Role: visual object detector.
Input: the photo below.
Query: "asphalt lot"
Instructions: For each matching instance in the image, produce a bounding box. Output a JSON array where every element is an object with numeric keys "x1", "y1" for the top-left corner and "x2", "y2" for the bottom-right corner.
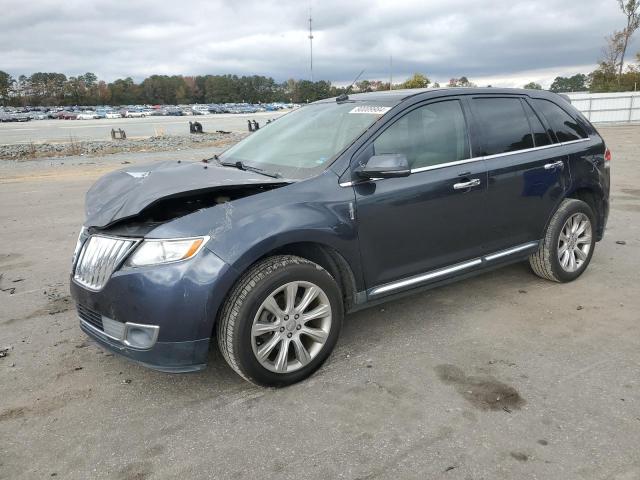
[
  {"x1": 1, "y1": 125, "x2": 639, "y2": 479},
  {"x1": 0, "y1": 111, "x2": 283, "y2": 145}
]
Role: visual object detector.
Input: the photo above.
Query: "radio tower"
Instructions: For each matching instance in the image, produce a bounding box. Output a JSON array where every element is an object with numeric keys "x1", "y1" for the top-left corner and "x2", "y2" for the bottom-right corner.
[{"x1": 308, "y1": 11, "x2": 314, "y2": 82}]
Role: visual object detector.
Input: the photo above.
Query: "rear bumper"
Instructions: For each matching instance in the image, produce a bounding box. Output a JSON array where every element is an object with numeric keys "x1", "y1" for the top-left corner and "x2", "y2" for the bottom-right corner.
[{"x1": 80, "y1": 319, "x2": 209, "y2": 372}]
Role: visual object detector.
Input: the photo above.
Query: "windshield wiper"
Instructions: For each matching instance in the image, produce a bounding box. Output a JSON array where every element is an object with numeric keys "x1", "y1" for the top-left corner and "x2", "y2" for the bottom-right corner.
[{"x1": 216, "y1": 159, "x2": 282, "y2": 179}]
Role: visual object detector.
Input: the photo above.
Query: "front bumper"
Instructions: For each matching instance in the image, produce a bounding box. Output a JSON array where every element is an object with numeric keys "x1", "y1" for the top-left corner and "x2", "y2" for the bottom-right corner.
[
  {"x1": 70, "y1": 246, "x2": 237, "y2": 372},
  {"x1": 80, "y1": 319, "x2": 209, "y2": 372}
]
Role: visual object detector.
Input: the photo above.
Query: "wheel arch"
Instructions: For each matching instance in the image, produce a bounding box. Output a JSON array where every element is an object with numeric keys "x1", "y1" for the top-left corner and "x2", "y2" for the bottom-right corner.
[
  {"x1": 566, "y1": 185, "x2": 605, "y2": 240},
  {"x1": 211, "y1": 240, "x2": 361, "y2": 338},
  {"x1": 541, "y1": 185, "x2": 605, "y2": 243},
  {"x1": 264, "y1": 242, "x2": 359, "y2": 312}
]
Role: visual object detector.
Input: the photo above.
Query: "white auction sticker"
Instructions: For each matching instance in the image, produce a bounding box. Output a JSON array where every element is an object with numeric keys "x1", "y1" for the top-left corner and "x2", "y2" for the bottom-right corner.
[{"x1": 349, "y1": 105, "x2": 392, "y2": 115}]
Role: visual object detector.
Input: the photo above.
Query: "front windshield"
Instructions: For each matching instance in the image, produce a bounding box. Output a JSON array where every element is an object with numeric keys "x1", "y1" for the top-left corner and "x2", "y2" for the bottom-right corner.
[{"x1": 221, "y1": 101, "x2": 393, "y2": 179}]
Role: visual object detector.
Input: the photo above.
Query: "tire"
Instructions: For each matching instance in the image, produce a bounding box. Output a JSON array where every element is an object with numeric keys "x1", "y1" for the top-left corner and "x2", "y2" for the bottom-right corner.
[
  {"x1": 217, "y1": 255, "x2": 343, "y2": 387},
  {"x1": 529, "y1": 198, "x2": 596, "y2": 282}
]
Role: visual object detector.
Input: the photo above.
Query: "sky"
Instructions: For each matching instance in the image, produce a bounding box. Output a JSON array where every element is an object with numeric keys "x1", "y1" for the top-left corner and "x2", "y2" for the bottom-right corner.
[{"x1": 1, "y1": 0, "x2": 639, "y2": 88}]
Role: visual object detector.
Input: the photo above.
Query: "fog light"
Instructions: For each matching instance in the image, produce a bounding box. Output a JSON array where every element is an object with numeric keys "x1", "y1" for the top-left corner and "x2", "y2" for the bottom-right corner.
[{"x1": 123, "y1": 322, "x2": 159, "y2": 350}]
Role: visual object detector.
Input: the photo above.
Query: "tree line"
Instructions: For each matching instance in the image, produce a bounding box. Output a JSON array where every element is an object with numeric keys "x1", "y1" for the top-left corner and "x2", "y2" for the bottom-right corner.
[
  {"x1": 0, "y1": 73, "x2": 351, "y2": 107},
  {"x1": 0, "y1": 70, "x2": 475, "y2": 107}
]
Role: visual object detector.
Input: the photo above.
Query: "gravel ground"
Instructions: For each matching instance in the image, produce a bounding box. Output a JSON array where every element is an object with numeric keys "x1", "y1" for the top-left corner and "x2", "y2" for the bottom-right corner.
[
  {"x1": 0, "y1": 125, "x2": 639, "y2": 479},
  {"x1": 0, "y1": 132, "x2": 247, "y2": 160}
]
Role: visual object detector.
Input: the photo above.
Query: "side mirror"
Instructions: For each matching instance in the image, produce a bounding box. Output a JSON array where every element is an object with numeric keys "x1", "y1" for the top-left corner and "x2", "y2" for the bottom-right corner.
[{"x1": 355, "y1": 154, "x2": 411, "y2": 179}]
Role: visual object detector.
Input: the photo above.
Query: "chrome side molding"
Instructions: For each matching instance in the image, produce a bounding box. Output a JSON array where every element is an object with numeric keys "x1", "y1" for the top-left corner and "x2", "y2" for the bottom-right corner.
[
  {"x1": 483, "y1": 241, "x2": 540, "y2": 261},
  {"x1": 369, "y1": 240, "x2": 540, "y2": 297},
  {"x1": 340, "y1": 137, "x2": 591, "y2": 187},
  {"x1": 370, "y1": 258, "x2": 483, "y2": 296}
]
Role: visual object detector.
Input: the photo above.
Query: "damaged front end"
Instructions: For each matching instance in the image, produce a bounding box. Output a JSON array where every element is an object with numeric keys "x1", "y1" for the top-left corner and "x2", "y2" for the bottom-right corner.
[
  {"x1": 70, "y1": 159, "x2": 290, "y2": 372},
  {"x1": 96, "y1": 182, "x2": 286, "y2": 238},
  {"x1": 84, "y1": 159, "x2": 290, "y2": 232}
]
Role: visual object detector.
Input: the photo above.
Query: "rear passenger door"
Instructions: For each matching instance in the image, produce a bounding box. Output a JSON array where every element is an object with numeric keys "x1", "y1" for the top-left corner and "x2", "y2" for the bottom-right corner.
[{"x1": 469, "y1": 96, "x2": 571, "y2": 252}]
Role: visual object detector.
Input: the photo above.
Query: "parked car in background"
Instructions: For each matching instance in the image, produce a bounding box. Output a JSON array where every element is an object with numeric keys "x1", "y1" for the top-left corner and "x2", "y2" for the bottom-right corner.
[
  {"x1": 123, "y1": 110, "x2": 147, "y2": 118},
  {"x1": 192, "y1": 105, "x2": 210, "y2": 115},
  {"x1": 54, "y1": 111, "x2": 79, "y2": 120},
  {"x1": 105, "y1": 112, "x2": 122, "y2": 119},
  {"x1": 77, "y1": 111, "x2": 100, "y2": 120},
  {"x1": 164, "y1": 108, "x2": 183, "y2": 116},
  {"x1": 33, "y1": 112, "x2": 49, "y2": 120},
  {"x1": 13, "y1": 113, "x2": 32, "y2": 122}
]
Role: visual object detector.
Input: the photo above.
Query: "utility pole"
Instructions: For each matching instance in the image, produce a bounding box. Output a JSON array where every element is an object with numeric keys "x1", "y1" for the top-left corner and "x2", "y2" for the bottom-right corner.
[
  {"x1": 308, "y1": 11, "x2": 314, "y2": 82},
  {"x1": 389, "y1": 56, "x2": 393, "y2": 90}
]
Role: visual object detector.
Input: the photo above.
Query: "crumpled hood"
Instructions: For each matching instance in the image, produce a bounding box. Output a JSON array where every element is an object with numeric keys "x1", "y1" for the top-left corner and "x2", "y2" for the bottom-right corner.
[{"x1": 85, "y1": 160, "x2": 285, "y2": 228}]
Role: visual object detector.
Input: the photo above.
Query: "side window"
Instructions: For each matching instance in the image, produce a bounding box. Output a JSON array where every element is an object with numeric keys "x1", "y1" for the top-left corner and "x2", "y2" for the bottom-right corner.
[
  {"x1": 522, "y1": 101, "x2": 552, "y2": 147},
  {"x1": 472, "y1": 97, "x2": 534, "y2": 156},
  {"x1": 532, "y1": 99, "x2": 588, "y2": 142},
  {"x1": 373, "y1": 100, "x2": 469, "y2": 169}
]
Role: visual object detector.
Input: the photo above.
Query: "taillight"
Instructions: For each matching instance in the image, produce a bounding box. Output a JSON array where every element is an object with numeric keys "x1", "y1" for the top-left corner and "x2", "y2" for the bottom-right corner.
[{"x1": 604, "y1": 148, "x2": 611, "y2": 163}]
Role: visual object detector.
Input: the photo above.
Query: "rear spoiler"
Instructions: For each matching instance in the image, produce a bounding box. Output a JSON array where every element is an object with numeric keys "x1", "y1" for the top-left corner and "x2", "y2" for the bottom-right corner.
[{"x1": 559, "y1": 94, "x2": 572, "y2": 104}]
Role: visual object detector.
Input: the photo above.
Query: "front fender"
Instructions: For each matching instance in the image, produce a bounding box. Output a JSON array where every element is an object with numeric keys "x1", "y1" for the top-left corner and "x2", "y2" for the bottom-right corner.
[{"x1": 148, "y1": 170, "x2": 364, "y2": 290}]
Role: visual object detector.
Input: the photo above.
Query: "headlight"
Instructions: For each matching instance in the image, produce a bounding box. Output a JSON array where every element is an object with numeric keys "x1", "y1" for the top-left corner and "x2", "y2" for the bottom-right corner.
[
  {"x1": 126, "y1": 236, "x2": 209, "y2": 267},
  {"x1": 72, "y1": 226, "x2": 88, "y2": 267}
]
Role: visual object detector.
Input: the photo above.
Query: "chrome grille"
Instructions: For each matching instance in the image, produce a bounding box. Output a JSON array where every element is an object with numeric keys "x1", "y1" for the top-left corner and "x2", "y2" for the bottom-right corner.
[{"x1": 73, "y1": 235, "x2": 138, "y2": 290}]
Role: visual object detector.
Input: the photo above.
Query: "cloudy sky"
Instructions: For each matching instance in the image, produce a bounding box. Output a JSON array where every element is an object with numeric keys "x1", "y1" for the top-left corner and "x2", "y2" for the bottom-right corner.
[{"x1": 1, "y1": 0, "x2": 638, "y2": 88}]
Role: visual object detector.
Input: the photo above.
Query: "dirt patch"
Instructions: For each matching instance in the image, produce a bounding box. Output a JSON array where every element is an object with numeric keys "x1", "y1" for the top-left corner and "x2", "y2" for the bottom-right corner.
[
  {"x1": 0, "y1": 406, "x2": 26, "y2": 422},
  {"x1": 435, "y1": 364, "x2": 526, "y2": 411},
  {"x1": 2, "y1": 290, "x2": 72, "y2": 325},
  {"x1": 116, "y1": 461, "x2": 154, "y2": 480},
  {"x1": 0, "y1": 389, "x2": 93, "y2": 423},
  {"x1": 42, "y1": 293, "x2": 73, "y2": 315},
  {"x1": 510, "y1": 451, "x2": 529, "y2": 462}
]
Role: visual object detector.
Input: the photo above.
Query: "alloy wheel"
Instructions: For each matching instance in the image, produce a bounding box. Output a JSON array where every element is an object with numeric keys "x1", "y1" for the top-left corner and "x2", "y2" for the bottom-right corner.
[
  {"x1": 557, "y1": 212, "x2": 592, "y2": 273},
  {"x1": 251, "y1": 281, "x2": 332, "y2": 373}
]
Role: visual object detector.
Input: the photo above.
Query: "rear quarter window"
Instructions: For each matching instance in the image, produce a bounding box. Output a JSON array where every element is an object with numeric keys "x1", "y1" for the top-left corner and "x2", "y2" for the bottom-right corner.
[
  {"x1": 531, "y1": 99, "x2": 588, "y2": 142},
  {"x1": 522, "y1": 101, "x2": 552, "y2": 147}
]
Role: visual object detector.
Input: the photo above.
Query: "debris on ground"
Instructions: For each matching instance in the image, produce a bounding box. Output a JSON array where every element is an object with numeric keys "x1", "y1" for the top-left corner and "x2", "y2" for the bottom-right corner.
[
  {"x1": 0, "y1": 132, "x2": 247, "y2": 161},
  {"x1": 0, "y1": 347, "x2": 11, "y2": 359},
  {"x1": 616, "y1": 240, "x2": 627, "y2": 245}
]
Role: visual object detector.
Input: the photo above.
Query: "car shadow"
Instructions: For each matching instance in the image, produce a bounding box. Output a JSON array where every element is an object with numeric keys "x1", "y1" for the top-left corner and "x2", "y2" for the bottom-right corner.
[{"x1": 185, "y1": 260, "x2": 539, "y2": 392}]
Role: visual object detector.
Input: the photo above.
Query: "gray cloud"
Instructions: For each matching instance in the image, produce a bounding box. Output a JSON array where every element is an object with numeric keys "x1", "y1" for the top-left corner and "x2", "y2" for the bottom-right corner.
[{"x1": 1, "y1": 0, "x2": 639, "y2": 87}]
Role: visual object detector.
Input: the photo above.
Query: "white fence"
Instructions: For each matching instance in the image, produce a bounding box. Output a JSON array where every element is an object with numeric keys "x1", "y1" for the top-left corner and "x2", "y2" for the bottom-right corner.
[{"x1": 566, "y1": 91, "x2": 640, "y2": 124}]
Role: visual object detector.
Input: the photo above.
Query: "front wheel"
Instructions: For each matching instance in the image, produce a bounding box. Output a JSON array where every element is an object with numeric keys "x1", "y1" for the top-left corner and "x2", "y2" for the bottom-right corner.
[
  {"x1": 529, "y1": 198, "x2": 596, "y2": 282},
  {"x1": 217, "y1": 255, "x2": 343, "y2": 387}
]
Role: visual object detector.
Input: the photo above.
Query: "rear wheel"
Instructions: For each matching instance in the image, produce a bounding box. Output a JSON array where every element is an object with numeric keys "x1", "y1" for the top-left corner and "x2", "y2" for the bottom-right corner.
[
  {"x1": 529, "y1": 199, "x2": 596, "y2": 282},
  {"x1": 217, "y1": 255, "x2": 343, "y2": 387}
]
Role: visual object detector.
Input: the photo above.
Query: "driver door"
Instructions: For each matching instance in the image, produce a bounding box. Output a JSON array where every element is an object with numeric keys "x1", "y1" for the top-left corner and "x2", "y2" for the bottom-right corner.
[{"x1": 351, "y1": 98, "x2": 489, "y2": 293}]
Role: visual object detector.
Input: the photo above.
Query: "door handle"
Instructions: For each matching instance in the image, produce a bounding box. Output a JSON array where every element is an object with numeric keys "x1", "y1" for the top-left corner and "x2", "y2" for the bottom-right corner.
[
  {"x1": 544, "y1": 160, "x2": 564, "y2": 170},
  {"x1": 453, "y1": 178, "x2": 481, "y2": 190}
]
